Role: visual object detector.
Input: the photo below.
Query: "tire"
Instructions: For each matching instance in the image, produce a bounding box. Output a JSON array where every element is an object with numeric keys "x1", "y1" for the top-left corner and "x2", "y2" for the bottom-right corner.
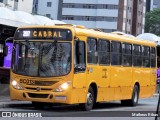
[
  {"x1": 79, "y1": 86, "x2": 94, "y2": 111},
  {"x1": 121, "y1": 85, "x2": 139, "y2": 106},
  {"x1": 32, "y1": 101, "x2": 45, "y2": 109}
]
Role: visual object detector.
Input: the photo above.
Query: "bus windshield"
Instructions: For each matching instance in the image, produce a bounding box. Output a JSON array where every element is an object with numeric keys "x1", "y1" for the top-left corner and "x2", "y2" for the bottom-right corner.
[{"x1": 11, "y1": 41, "x2": 71, "y2": 77}]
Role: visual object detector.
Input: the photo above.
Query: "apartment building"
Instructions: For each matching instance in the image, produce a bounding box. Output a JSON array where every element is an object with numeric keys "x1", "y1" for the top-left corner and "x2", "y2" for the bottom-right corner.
[{"x1": 61, "y1": 0, "x2": 146, "y2": 36}]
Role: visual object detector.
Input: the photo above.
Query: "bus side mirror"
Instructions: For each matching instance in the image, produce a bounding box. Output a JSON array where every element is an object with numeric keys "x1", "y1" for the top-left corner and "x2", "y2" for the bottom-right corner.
[{"x1": 4, "y1": 46, "x2": 8, "y2": 57}]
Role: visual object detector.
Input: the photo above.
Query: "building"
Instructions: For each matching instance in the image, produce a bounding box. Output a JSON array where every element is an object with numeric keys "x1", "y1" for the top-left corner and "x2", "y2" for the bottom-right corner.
[
  {"x1": 0, "y1": 0, "x2": 146, "y2": 35},
  {"x1": 32, "y1": 0, "x2": 146, "y2": 35},
  {"x1": 151, "y1": 0, "x2": 160, "y2": 10},
  {"x1": 61, "y1": 0, "x2": 146, "y2": 36},
  {"x1": 146, "y1": 0, "x2": 160, "y2": 12},
  {"x1": 32, "y1": 0, "x2": 62, "y2": 20},
  {"x1": 0, "y1": 0, "x2": 33, "y2": 13}
]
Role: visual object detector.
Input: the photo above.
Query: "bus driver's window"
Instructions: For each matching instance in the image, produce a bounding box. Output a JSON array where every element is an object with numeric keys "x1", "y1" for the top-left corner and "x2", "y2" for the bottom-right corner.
[{"x1": 74, "y1": 40, "x2": 86, "y2": 72}]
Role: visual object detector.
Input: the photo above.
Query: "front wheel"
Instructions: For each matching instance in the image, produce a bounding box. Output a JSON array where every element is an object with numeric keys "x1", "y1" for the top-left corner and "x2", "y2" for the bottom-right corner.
[
  {"x1": 79, "y1": 87, "x2": 94, "y2": 111},
  {"x1": 121, "y1": 85, "x2": 139, "y2": 106}
]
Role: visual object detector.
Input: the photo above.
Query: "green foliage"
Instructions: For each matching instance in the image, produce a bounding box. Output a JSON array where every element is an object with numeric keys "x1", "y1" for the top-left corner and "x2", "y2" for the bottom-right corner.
[{"x1": 145, "y1": 8, "x2": 160, "y2": 36}]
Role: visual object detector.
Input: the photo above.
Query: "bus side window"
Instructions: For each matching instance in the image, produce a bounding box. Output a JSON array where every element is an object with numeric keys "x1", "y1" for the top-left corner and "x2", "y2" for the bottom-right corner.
[
  {"x1": 111, "y1": 41, "x2": 122, "y2": 65},
  {"x1": 74, "y1": 40, "x2": 86, "y2": 73},
  {"x1": 151, "y1": 47, "x2": 156, "y2": 68},
  {"x1": 142, "y1": 46, "x2": 150, "y2": 67},
  {"x1": 87, "y1": 38, "x2": 98, "y2": 64},
  {"x1": 122, "y1": 43, "x2": 132, "y2": 66},
  {"x1": 133, "y1": 44, "x2": 142, "y2": 67},
  {"x1": 98, "y1": 39, "x2": 110, "y2": 65}
]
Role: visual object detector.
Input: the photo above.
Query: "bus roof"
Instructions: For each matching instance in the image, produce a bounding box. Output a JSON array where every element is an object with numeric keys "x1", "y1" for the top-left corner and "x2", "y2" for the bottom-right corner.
[
  {"x1": 17, "y1": 25, "x2": 156, "y2": 47},
  {"x1": 74, "y1": 27, "x2": 156, "y2": 47}
]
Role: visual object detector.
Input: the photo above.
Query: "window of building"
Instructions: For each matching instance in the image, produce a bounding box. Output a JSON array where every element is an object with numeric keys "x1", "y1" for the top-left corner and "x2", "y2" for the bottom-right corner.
[
  {"x1": 139, "y1": 0, "x2": 142, "y2": 4},
  {"x1": 46, "y1": 14, "x2": 51, "y2": 18},
  {"x1": 87, "y1": 38, "x2": 98, "y2": 64},
  {"x1": 111, "y1": 41, "x2": 122, "y2": 65},
  {"x1": 63, "y1": 16, "x2": 74, "y2": 20},
  {"x1": 102, "y1": 29, "x2": 117, "y2": 32},
  {"x1": 47, "y1": 2, "x2": 52, "y2": 7},
  {"x1": 98, "y1": 39, "x2": 110, "y2": 65}
]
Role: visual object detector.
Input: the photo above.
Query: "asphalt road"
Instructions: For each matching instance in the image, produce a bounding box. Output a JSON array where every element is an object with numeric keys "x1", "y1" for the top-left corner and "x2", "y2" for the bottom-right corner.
[{"x1": 0, "y1": 96, "x2": 159, "y2": 120}]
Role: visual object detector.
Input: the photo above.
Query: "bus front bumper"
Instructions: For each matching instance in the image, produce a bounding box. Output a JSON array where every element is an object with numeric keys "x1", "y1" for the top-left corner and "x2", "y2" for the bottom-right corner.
[{"x1": 10, "y1": 86, "x2": 72, "y2": 104}]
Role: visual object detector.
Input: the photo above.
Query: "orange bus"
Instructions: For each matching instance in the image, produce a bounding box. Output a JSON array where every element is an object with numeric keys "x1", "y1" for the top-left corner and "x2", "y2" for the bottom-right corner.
[{"x1": 10, "y1": 25, "x2": 157, "y2": 110}]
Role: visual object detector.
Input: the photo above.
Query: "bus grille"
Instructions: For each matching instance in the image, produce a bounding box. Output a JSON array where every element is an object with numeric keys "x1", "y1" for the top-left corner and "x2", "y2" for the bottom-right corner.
[
  {"x1": 33, "y1": 81, "x2": 57, "y2": 86},
  {"x1": 28, "y1": 93, "x2": 49, "y2": 98},
  {"x1": 25, "y1": 87, "x2": 52, "y2": 91}
]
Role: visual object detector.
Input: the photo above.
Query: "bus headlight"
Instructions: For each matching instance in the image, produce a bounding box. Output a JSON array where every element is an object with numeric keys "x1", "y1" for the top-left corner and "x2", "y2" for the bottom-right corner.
[
  {"x1": 11, "y1": 80, "x2": 23, "y2": 90},
  {"x1": 54, "y1": 81, "x2": 71, "y2": 92}
]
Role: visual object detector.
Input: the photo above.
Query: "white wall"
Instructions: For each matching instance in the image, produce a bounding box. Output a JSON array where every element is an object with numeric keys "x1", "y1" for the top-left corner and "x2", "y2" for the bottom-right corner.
[
  {"x1": 63, "y1": 0, "x2": 97, "y2": 4},
  {"x1": 97, "y1": 0, "x2": 119, "y2": 5},
  {"x1": 96, "y1": 21, "x2": 117, "y2": 29},
  {"x1": 63, "y1": 0, "x2": 119, "y2": 5},
  {"x1": 37, "y1": 0, "x2": 59, "y2": 20},
  {"x1": 18, "y1": 0, "x2": 33, "y2": 13},
  {"x1": 63, "y1": 8, "x2": 97, "y2": 16},
  {"x1": 63, "y1": 20, "x2": 96, "y2": 28},
  {"x1": 97, "y1": 9, "x2": 118, "y2": 17}
]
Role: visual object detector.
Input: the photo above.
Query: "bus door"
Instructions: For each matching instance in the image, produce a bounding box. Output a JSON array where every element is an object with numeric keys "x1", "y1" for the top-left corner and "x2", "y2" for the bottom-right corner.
[
  {"x1": 86, "y1": 38, "x2": 111, "y2": 101},
  {"x1": 73, "y1": 39, "x2": 87, "y2": 102}
]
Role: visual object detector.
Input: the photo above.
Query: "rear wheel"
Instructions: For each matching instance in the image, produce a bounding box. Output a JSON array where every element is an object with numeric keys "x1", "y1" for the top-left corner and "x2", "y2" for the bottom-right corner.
[
  {"x1": 79, "y1": 87, "x2": 94, "y2": 111},
  {"x1": 121, "y1": 85, "x2": 139, "y2": 106}
]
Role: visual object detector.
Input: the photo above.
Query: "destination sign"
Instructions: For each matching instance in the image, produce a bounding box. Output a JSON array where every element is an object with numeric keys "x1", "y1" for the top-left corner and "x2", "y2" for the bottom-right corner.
[{"x1": 14, "y1": 28, "x2": 72, "y2": 40}]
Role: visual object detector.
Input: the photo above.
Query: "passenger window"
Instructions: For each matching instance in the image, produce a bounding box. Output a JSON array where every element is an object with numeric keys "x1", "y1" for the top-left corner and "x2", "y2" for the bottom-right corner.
[
  {"x1": 133, "y1": 45, "x2": 142, "y2": 67},
  {"x1": 87, "y1": 38, "x2": 98, "y2": 64},
  {"x1": 151, "y1": 47, "x2": 156, "y2": 68},
  {"x1": 111, "y1": 41, "x2": 122, "y2": 65},
  {"x1": 122, "y1": 43, "x2": 132, "y2": 66},
  {"x1": 98, "y1": 39, "x2": 110, "y2": 65},
  {"x1": 142, "y1": 46, "x2": 150, "y2": 67}
]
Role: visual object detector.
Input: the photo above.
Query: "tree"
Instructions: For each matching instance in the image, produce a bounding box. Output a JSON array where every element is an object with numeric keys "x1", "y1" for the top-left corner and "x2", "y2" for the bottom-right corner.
[{"x1": 145, "y1": 8, "x2": 160, "y2": 36}]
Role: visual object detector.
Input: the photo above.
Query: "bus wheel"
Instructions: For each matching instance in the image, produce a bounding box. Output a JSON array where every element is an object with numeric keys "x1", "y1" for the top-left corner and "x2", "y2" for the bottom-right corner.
[
  {"x1": 79, "y1": 87, "x2": 94, "y2": 111},
  {"x1": 32, "y1": 101, "x2": 45, "y2": 109},
  {"x1": 121, "y1": 85, "x2": 139, "y2": 106}
]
